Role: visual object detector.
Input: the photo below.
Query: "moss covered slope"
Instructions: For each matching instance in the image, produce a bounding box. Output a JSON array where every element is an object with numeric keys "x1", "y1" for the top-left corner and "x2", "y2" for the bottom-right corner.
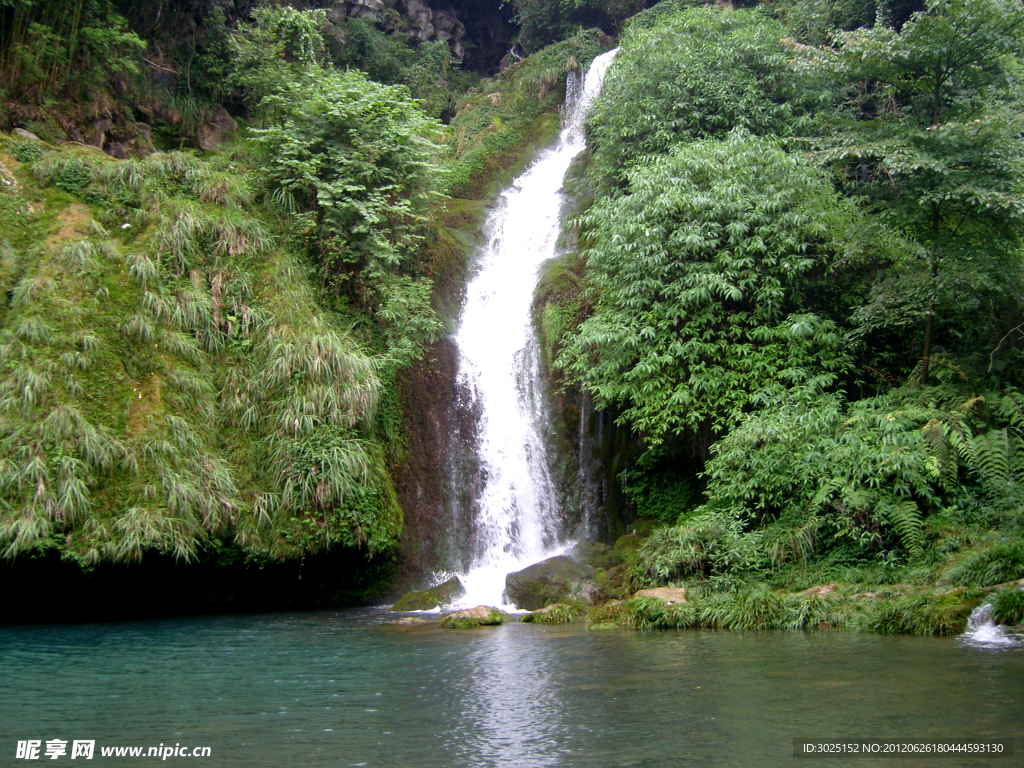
[{"x1": 0, "y1": 138, "x2": 400, "y2": 568}]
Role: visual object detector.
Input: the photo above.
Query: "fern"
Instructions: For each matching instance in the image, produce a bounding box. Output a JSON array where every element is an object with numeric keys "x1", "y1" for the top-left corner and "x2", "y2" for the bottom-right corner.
[{"x1": 876, "y1": 498, "x2": 924, "y2": 559}]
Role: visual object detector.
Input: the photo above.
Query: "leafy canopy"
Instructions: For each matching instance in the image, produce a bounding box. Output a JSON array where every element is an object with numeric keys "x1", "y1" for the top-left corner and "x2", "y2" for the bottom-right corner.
[
  {"x1": 559, "y1": 131, "x2": 856, "y2": 448},
  {"x1": 587, "y1": 7, "x2": 813, "y2": 186}
]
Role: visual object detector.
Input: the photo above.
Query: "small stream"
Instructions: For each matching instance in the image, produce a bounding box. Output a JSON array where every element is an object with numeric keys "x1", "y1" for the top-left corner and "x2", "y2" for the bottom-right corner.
[{"x1": 2, "y1": 611, "x2": 1022, "y2": 767}]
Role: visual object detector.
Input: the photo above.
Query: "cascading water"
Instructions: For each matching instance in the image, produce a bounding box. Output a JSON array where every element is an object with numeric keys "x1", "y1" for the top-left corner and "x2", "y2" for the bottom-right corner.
[
  {"x1": 448, "y1": 48, "x2": 619, "y2": 609},
  {"x1": 960, "y1": 588, "x2": 1023, "y2": 647}
]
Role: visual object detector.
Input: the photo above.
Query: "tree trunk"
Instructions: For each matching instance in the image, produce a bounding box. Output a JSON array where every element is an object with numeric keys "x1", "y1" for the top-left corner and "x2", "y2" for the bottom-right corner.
[{"x1": 920, "y1": 309, "x2": 933, "y2": 386}]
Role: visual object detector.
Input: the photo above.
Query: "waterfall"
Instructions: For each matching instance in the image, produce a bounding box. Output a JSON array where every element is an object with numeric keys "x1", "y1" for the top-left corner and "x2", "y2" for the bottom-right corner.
[
  {"x1": 448, "y1": 48, "x2": 619, "y2": 609},
  {"x1": 960, "y1": 595, "x2": 1022, "y2": 647}
]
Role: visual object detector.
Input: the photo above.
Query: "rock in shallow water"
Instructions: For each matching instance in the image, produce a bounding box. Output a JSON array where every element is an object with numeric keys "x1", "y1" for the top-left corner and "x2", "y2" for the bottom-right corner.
[
  {"x1": 391, "y1": 576, "x2": 466, "y2": 611},
  {"x1": 440, "y1": 605, "x2": 503, "y2": 629},
  {"x1": 505, "y1": 555, "x2": 594, "y2": 610}
]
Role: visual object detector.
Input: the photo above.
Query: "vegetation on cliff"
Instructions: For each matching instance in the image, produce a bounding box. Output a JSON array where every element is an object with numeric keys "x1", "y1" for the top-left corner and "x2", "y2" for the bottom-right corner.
[
  {"x1": 0, "y1": 0, "x2": 607, "y2": 609},
  {"x1": 536, "y1": 0, "x2": 1024, "y2": 627},
  {"x1": 2, "y1": 0, "x2": 1022, "y2": 631}
]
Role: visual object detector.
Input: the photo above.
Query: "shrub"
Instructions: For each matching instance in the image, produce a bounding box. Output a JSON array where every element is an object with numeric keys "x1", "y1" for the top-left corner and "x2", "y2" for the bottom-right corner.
[
  {"x1": 11, "y1": 141, "x2": 42, "y2": 163},
  {"x1": 522, "y1": 602, "x2": 586, "y2": 623},
  {"x1": 940, "y1": 541, "x2": 1024, "y2": 587},
  {"x1": 991, "y1": 589, "x2": 1024, "y2": 626},
  {"x1": 559, "y1": 132, "x2": 856, "y2": 451},
  {"x1": 253, "y1": 68, "x2": 442, "y2": 286},
  {"x1": 622, "y1": 596, "x2": 697, "y2": 629},
  {"x1": 632, "y1": 512, "x2": 753, "y2": 586},
  {"x1": 587, "y1": 7, "x2": 813, "y2": 185},
  {"x1": 852, "y1": 592, "x2": 977, "y2": 635}
]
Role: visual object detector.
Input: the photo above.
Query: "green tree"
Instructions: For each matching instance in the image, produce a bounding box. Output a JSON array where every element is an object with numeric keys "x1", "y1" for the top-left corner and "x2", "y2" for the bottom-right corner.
[
  {"x1": 792, "y1": 0, "x2": 1024, "y2": 383},
  {"x1": 559, "y1": 131, "x2": 857, "y2": 452},
  {"x1": 0, "y1": 0, "x2": 145, "y2": 102},
  {"x1": 254, "y1": 68, "x2": 442, "y2": 290},
  {"x1": 227, "y1": 5, "x2": 326, "y2": 125},
  {"x1": 588, "y1": 7, "x2": 813, "y2": 187}
]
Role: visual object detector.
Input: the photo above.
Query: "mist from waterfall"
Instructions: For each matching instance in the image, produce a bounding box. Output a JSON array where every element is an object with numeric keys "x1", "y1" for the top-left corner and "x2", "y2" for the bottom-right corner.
[{"x1": 447, "y1": 48, "x2": 619, "y2": 609}]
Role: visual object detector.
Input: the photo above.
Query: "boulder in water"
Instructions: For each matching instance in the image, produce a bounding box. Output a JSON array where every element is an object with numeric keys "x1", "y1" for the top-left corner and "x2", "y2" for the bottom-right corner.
[
  {"x1": 505, "y1": 555, "x2": 594, "y2": 610},
  {"x1": 633, "y1": 587, "x2": 688, "y2": 604},
  {"x1": 520, "y1": 602, "x2": 584, "y2": 623},
  {"x1": 440, "y1": 605, "x2": 503, "y2": 629},
  {"x1": 390, "y1": 576, "x2": 465, "y2": 611}
]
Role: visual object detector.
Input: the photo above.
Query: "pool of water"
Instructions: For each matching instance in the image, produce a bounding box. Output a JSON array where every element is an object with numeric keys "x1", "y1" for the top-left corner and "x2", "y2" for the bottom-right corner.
[{"x1": 2, "y1": 609, "x2": 1022, "y2": 767}]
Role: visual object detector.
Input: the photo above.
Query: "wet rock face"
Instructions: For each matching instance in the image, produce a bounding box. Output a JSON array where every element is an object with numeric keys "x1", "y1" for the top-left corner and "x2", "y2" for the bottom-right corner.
[
  {"x1": 505, "y1": 555, "x2": 594, "y2": 610},
  {"x1": 198, "y1": 107, "x2": 238, "y2": 151},
  {"x1": 569, "y1": 540, "x2": 620, "y2": 570},
  {"x1": 324, "y1": 0, "x2": 467, "y2": 62},
  {"x1": 391, "y1": 576, "x2": 466, "y2": 611},
  {"x1": 402, "y1": 0, "x2": 467, "y2": 62}
]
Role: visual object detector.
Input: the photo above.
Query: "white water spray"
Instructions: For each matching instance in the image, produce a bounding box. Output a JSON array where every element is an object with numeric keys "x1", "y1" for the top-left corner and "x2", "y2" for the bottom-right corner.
[
  {"x1": 449, "y1": 48, "x2": 619, "y2": 609},
  {"x1": 960, "y1": 586, "x2": 1024, "y2": 648}
]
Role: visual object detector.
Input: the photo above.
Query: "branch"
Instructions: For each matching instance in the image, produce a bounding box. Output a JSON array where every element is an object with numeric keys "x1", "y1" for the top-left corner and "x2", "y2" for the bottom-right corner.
[
  {"x1": 143, "y1": 57, "x2": 177, "y2": 74},
  {"x1": 988, "y1": 320, "x2": 1024, "y2": 372}
]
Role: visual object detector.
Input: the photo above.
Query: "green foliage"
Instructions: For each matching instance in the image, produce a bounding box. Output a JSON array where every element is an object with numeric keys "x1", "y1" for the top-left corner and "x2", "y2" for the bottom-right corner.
[
  {"x1": 374, "y1": 273, "x2": 442, "y2": 367},
  {"x1": 592, "y1": 584, "x2": 979, "y2": 634},
  {"x1": 331, "y1": 21, "x2": 467, "y2": 120},
  {"x1": 227, "y1": 5, "x2": 327, "y2": 125},
  {"x1": 790, "y1": 0, "x2": 1024, "y2": 386},
  {"x1": 621, "y1": 463, "x2": 695, "y2": 524},
  {"x1": 699, "y1": 385, "x2": 940, "y2": 558},
  {"x1": 588, "y1": 8, "x2": 812, "y2": 186},
  {"x1": 622, "y1": 595, "x2": 697, "y2": 629},
  {"x1": 253, "y1": 68, "x2": 441, "y2": 282},
  {"x1": 775, "y1": 0, "x2": 879, "y2": 46},
  {"x1": 522, "y1": 602, "x2": 586, "y2": 623},
  {"x1": 794, "y1": 0, "x2": 1024, "y2": 126},
  {"x1": 514, "y1": 0, "x2": 647, "y2": 50},
  {"x1": 550, "y1": 0, "x2": 1024, "y2": 620},
  {"x1": 443, "y1": 30, "x2": 607, "y2": 198},
  {"x1": 559, "y1": 132, "x2": 855, "y2": 449},
  {"x1": 0, "y1": 144, "x2": 402, "y2": 565},
  {"x1": 990, "y1": 588, "x2": 1024, "y2": 625},
  {"x1": 11, "y1": 141, "x2": 42, "y2": 163},
  {"x1": 851, "y1": 591, "x2": 977, "y2": 634},
  {"x1": 0, "y1": 0, "x2": 145, "y2": 102},
  {"x1": 632, "y1": 512, "x2": 754, "y2": 586},
  {"x1": 940, "y1": 540, "x2": 1024, "y2": 587}
]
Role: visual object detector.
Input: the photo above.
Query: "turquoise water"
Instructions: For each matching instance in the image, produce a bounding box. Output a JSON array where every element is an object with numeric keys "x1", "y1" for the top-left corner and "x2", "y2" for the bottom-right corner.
[{"x1": 2, "y1": 609, "x2": 1022, "y2": 767}]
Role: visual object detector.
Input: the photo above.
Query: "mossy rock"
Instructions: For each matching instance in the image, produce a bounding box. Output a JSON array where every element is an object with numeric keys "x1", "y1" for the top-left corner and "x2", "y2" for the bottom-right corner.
[
  {"x1": 613, "y1": 534, "x2": 644, "y2": 556},
  {"x1": 391, "y1": 576, "x2": 466, "y2": 611},
  {"x1": 505, "y1": 555, "x2": 595, "y2": 610},
  {"x1": 569, "y1": 540, "x2": 621, "y2": 569},
  {"x1": 586, "y1": 600, "x2": 628, "y2": 630},
  {"x1": 521, "y1": 602, "x2": 584, "y2": 624},
  {"x1": 440, "y1": 605, "x2": 504, "y2": 629}
]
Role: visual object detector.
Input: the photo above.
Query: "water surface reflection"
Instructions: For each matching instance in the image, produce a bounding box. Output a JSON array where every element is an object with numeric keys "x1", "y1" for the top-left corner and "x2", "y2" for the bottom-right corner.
[{"x1": 1, "y1": 610, "x2": 1022, "y2": 767}]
